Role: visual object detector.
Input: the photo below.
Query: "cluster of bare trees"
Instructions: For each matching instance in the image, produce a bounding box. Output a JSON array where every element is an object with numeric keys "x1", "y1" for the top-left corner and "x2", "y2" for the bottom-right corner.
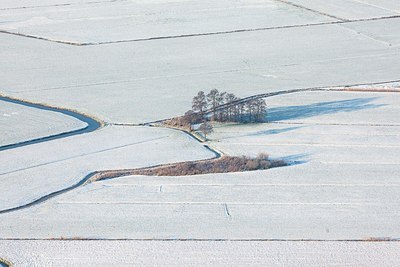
[
  {"x1": 192, "y1": 89, "x2": 267, "y2": 123},
  {"x1": 165, "y1": 89, "x2": 267, "y2": 140}
]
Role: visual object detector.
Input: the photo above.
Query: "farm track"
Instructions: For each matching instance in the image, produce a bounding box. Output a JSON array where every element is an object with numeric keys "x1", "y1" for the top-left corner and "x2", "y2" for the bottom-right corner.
[{"x1": 0, "y1": 82, "x2": 399, "y2": 215}]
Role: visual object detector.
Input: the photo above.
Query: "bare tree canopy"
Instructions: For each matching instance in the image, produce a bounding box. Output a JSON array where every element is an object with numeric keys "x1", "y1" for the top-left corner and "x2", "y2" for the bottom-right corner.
[
  {"x1": 170, "y1": 89, "x2": 268, "y2": 133},
  {"x1": 192, "y1": 91, "x2": 207, "y2": 114},
  {"x1": 198, "y1": 122, "x2": 213, "y2": 139},
  {"x1": 207, "y1": 88, "x2": 220, "y2": 120},
  {"x1": 203, "y1": 89, "x2": 267, "y2": 123}
]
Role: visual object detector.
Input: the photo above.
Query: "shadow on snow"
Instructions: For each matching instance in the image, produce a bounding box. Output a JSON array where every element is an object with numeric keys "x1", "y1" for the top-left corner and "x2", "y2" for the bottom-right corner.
[
  {"x1": 267, "y1": 97, "x2": 385, "y2": 122},
  {"x1": 277, "y1": 153, "x2": 310, "y2": 166}
]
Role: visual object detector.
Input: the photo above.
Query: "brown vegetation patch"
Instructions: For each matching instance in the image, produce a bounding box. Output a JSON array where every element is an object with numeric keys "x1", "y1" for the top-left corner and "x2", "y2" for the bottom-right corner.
[
  {"x1": 129, "y1": 153, "x2": 285, "y2": 177},
  {"x1": 86, "y1": 154, "x2": 286, "y2": 184},
  {"x1": 163, "y1": 117, "x2": 192, "y2": 132}
]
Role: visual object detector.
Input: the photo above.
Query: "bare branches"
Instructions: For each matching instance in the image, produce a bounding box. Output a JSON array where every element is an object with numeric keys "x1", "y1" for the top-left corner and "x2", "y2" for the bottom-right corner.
[
  {"x1": 166, "y1": 89, "x2": 268, "y2": 135},
  {"x1": 207, "y1": 89, "x2": 220, "y2": 120},
  {"x1": 193, "y1": 88, "x2": 267, "y2": 123},
  {"x1": 192, "y1": 91, "x2": 207, "y2": 115},
  {"x1": 198, "y1": 122, "x2": 213, "y2": 139}
]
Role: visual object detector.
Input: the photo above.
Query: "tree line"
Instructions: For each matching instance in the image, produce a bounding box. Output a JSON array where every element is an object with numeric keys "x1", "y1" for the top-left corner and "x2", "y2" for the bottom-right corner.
[
  {"x1": 166, "y1": 89, "x2": 267, "y2": 139},
  {"x1": 192, "y1": 89, "x2": 267, "y2": 123}
]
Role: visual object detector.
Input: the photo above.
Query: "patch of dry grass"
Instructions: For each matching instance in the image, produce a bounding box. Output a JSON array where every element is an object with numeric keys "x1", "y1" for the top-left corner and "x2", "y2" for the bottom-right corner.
[{"x1": 130, "y1": 153, "x2": 285, "y2": 176}]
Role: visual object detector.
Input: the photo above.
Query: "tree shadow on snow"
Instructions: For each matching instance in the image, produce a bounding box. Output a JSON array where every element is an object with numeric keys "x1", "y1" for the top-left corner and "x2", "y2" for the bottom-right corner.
[
  {"x1": 277, "y1": 153, "x2": 310, "y2": 166},
  {"x1": 267, "y1": 97, "x2": 385, "y2": 122},
  {"x1": 249, "y1": 126, "x2": 305, "y2": 136},
  {"x1": 220, "y1": 125, "x2": 305, "y2": 140}
]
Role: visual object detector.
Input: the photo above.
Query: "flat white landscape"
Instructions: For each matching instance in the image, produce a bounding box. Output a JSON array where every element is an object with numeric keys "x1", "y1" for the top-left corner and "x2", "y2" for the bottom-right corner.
[
  {"x1": 1, "y1": 0, "x2": 400, "y2": 265},
  {"x1": 0, "y1": 0, "x2": 334, "y2": 44},
  {"x1": 0, "y1": 22, "x2": 399, "y2": 123},
  {"x1": 287, "y1": 0, "x2": 400, "y2": 20},
  {"x1": 0, "y1": 125, "x2": 213, "y2": 211},
  {"x1": 1, "y1": 91, "x2": 399, "y2": 241},
  {"x1": 1, "y1": 240, "x2": 400, "y2": 266},
  {"x1": 0, "y1": 99, "x2": 87, "y2": 147}
]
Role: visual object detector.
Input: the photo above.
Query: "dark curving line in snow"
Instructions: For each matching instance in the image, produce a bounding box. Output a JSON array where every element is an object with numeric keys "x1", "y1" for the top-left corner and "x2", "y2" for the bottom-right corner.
[
  {"x1": 0, "y1": 136, "x2": 170, "y2": 176},
  {"x1": 0, "y1": 172, "x2": 98, "y2": 215},
  {"x1": 0, "y1": 96, "x2": 103, "y2": 152},
  {"x1": 144, "y1": 79, "x2": 400, "y2": 125},
  {"x1": 0, "y1": 97, "x2": 222, "y2": 215},
  {"x1": 206, "y1": 81, "x2": 400, "y2": 115},
  {"x1": 0, "y1": 259, "x2": 10, "y2": 267},
  {"x1": 0, "y1": 80, "x2": 399, "y2": 214},
  {"x1": 0, "y1": 141, "x2": 221, "y2": 215},
  {"x1": 274, "y1": 0, "x2": 347, "y2": 21},
  {"x1": 0, "y1": 15, "x2": 399, "y2": 46}
]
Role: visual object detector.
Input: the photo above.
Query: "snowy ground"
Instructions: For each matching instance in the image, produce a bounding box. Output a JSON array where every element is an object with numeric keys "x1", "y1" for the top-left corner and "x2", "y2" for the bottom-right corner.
[
  {"x1": 285, "y1": 0, "x2": 400, "y2": 20},
  {"x1": 1, "y1": 7, "x2": 399, "y2": 123},
  {"x1": 0, "y1": 125, "x2": 213, "y2": 211},
  {"x1": 0, "y1": 99, "x2": 87, "y2": 147},
  {"x1": 211, "y1": 91, "x2": 400, "y2": 159},
  {"x1": 0, "y1": 0, "x2": 334, "y2": 44},
  {"x1": 1, "y1": 0, "x2": 400, "y2": 265},
  {"x1": 2, "y1": 163, "x2": 400, "y2": 240},
  {"x1": 1, "y1": 240, "x2": 400, "y2": 267},
  {"x1": 1, "y1": 91, "x2": 399, "y2": 241}
]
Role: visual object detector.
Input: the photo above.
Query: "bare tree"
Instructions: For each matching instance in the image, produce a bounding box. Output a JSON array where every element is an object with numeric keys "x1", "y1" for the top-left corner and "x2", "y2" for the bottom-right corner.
[
  {"x1": 216, "y1": 91, "x2": 227, "y2": 121},
  {"x1": 198, "y1": 122, "x2": 213, "y2": 140},
  {"x1": 245, "y1": 100, "x2": 257, "y2": 122},
  {"x1": 224, "y1": 93, "x2": 236, "y2": 121},
  {"x1": 207, "y1": 88, "x2": 220, "y2": 120},
  {"x1": 254, "y1": 99, "x2": 267, "y2": 122},
  {"x1": 182, "y1": 110, "x2": 201, "y2": 130},
  {"x1": 190, "y1": 90, "x2": 267, "y2": 124},
  {"x1": 237, "y1": 101, "x2": 246, "y2": 122},
  {"x1": 192, "y1": 91, "x2": 207, "y2": 116}
]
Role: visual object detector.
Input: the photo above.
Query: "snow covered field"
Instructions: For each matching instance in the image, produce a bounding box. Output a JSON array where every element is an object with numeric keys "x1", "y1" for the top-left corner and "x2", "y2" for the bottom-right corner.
[
  {"x1": 211, "y1": 91, "x2": 400, "y2": 159},
  {"x1": 1, "y1": 0, "x2": 400, "y2": 265},
  {"x1": 1, "y1": 240, "x2": 400, "y2": 266},
  {"x1": 1, "y1": 91, "x2": 399, "y2": 241},
  {"x1": 286, "y1": 0, "x2": 400, "y2": 20},
  {"x1": 0, "y1": 0, "x2": 334, "y2": 44},
  {"x1": 0, "y1": 125, "x2": 213, "y2": 211},
  {"x1": 2, "y1": 163, "x2": 400, "y2": 240},
  {"x1": 0, "y1": 11, "x2": 399, "y2": 123},
  {"x1": 0, "y1": 98, "x2": 87, "y2": 147}
]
